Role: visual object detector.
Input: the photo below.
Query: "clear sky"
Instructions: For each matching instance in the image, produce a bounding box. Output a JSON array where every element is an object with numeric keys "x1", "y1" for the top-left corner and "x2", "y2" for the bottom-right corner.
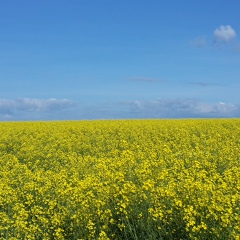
[{"x1": 1, "y1": 0, "x2": 240, "y2": 120}]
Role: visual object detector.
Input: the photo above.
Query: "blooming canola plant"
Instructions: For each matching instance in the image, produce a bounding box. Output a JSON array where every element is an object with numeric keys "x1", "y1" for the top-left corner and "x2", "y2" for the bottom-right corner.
[{"x1": 0, "y1": 119, "x2": 239, "y2": 239}]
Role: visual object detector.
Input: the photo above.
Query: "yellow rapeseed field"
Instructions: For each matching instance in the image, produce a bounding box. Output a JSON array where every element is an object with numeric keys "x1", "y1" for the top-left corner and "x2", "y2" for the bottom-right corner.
[{"x1": 0, "y1": 119, "x2": 239, "y2": 240}]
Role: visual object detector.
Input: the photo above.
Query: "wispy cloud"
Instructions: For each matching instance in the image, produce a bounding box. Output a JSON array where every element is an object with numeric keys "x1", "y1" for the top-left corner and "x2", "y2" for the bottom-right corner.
[
  {"x1": 187, "y1": 81, "x2": 220, "y2": 87},
  {"x1": 214, "y1": 25, "x2": 236, "y2": 42},
  {"x1": 190, "y1": 37, "x2": 207, "y2": 48},
  {"x1": 129, "y1": 77, "x2": 165, "y2": 83},
  {"x1": 233, "y1": 43, "x2": 240, "y2": 51}
]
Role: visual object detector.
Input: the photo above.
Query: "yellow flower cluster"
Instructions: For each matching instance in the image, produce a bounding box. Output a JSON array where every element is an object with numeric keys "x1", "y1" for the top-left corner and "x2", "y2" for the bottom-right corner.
[{"x1": 0, "y1": 119, "x2": 239, "y2": 239}]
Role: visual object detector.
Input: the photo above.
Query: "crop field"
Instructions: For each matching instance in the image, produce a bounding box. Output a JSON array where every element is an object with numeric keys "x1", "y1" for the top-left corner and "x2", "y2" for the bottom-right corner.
[{"x1": 0, "y1": 119, "x2": 239, "y2": 240}]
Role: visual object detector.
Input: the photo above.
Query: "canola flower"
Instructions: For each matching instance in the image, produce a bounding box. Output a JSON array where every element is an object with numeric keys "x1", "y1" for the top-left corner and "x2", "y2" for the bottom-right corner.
[{"x1": 0, "y1": 119, "x2": 239, "y2": 239}]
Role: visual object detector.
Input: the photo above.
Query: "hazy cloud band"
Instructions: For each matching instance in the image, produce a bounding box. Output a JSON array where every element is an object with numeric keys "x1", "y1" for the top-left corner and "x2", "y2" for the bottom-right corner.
[{"x1": 1, "y1": 98, "x2": 239, "y2": 121}]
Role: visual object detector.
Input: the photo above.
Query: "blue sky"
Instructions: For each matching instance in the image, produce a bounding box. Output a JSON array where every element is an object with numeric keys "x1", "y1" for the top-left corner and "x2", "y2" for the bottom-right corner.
[{"x1": 1, "y1": 0, "x2": 240, "y2": 120}]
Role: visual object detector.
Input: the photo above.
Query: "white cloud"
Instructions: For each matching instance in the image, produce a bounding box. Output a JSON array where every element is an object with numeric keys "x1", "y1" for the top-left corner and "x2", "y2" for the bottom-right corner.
[
  {"x1": 194, "y1": 101, "x2": 237, "y2": 115},
  {"x1": 124, "y1": 99, "x2": 240, "y2": 118},
  {"x1": 214, "y1": 25, "x2": 236, "y2": 42},
  {"x1": 1, "y1": 98, "x2": 239, "y2": 120},
  {"x1": 0, "y1": 98, "x2": 75, "y2": 120},
  {"x1": 16, "y1": 98, "x2": 74, "y2": 112}
]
